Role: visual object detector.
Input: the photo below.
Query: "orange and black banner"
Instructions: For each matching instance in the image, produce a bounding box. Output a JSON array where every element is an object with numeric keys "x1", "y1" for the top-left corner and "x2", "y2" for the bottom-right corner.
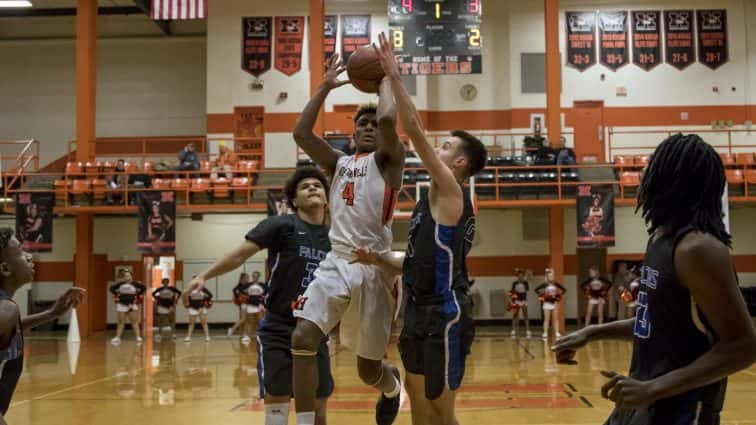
[
  {"x1": 631, "y1": 10, "x2": 662, "y2": 71},
  {"x1": 599, "y1": 11, "x2": 628, "y2": 71},
  {"x1": 138, "y1": 191, "x2": 176, "y2": 254},
  {"x1": 566, "y1": 11, "x2": 597, "y2": 72},
  {"x1": 274, "y1": 16, "x2": 305, "y2": 76},
  {"x1": 242, "y1": 17, "x2": 272, "y2": 77},
  {"x1": 340, "y1": 15, "x2": 371, "y2": 63},
  {"x1": 324, "y1": 15, "x2": 338, "y2": 61},
  {"x1": 697, "y1": 10, "x2": 728, "y2": 70},
  {"x1": 576, "y1": 185, "x2": 615, "y2": 248},
  {"x1": 16, "y1": 192, "x2": 54, "y2": 252},
  {"x1": 664, "y1": 10, "x2": 695, "y2": 70}
]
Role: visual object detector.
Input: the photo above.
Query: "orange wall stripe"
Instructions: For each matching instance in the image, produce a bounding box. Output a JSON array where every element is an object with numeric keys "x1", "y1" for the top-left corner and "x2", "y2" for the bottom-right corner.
[{"x1": 207, "y1": 113, "x2": 234, "y2": 134}]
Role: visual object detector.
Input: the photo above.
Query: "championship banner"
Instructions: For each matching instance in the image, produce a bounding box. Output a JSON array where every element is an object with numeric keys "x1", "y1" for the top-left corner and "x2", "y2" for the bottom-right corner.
[
  {"x1": 664, "y1": 10, "x2": 695, "y2": 70},
  {"x1": 598, "y1": 11, "x2": 628, "y2": 71},
  {"x1": 137, "y1": 191, "x2": 176, "y2": 254},
  {"x1": 274, "y1": 16, "x2": 305, "y2": 76},
  {"x1": 324, "y1": 15, "x2": 338, "y2": 62},
  {"x1": 340, "y1": 15, "x2": 371, "y2": 63},
  {"x1": 631, "y1": 10, "x2": 662, "y2": 71},
  {"x1": 697, "y1": 10, "x2": 728, "y2": 70},
  {"x1": 16, "y1": 192, "x2": 54, "y2": 252},
  {"x1": 566, "y1": 11, "x2": 597, "y2": 71},
  {"x1": 242, "y1": 17, "x2": 273, "y2": 77},
  {"x1": 576, "y1": 185, "x2": 615, "y2": 248}
]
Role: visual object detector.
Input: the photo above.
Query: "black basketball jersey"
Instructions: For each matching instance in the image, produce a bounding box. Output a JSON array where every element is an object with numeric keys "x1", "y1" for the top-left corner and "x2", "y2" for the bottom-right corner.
[
  {"x1": 629, "y1": 226, "x2": 725, "y2": 414},
  {"x1": 0, "y1": 288, "x2": 23, "y2": 415},
  {"x1": 245, "y1": 214, "x2": 330, "y2": 325},
  {"x1": 402, "y1": 188, "x2": 475, "y2": 302}
]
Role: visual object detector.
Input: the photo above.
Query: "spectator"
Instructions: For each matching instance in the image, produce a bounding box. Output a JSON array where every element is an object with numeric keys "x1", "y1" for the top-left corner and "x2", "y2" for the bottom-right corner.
[
  {"x1": 106, "y1": 159, "x2": 127, "y2": 204},
  {"x1": 211, "y1": 143, "x2": 236, "y2": 180},
  {"x1": 555, "y1": 136, "x2": 577, "y2": 165},
  {"x1": 177, "y1": 142, "x2": 200, "y2": 172}
]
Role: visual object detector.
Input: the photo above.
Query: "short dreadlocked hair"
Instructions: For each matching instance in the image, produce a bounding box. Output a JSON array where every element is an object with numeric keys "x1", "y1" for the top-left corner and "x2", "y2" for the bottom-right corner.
[
  {"x1": 284, "y1": 166, "x2": 329, "y2": 211},
  {"x1": 637, "y1": 133, "x2": 731, "y2": 246},
  {"x1": 0, "y1": 228, "x2": 13, "y2": 254}
]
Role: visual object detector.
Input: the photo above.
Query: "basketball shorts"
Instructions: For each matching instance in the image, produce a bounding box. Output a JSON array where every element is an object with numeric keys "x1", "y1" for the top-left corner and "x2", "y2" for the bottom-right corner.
[
  {"x1": 293, "y1": 252, "x2": 396, "y2": 361},
  {"x1": 399, "y1": 291, "x2": 475, "y2": 400},
  {"x1": 116, "y1": 303, "x2": 138, "y2": 313},
  {"x1": 256, "y1": 318, "x2": 333, "y2": 399},
  {"x1": 188, "y1": 307, "x2": 208, "y2": 316}
]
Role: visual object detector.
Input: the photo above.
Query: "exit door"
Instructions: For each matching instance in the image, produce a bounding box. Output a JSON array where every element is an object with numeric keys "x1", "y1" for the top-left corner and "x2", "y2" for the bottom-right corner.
[{"x1": 572, "y1": 101, "x2": 605, "y2": 162}]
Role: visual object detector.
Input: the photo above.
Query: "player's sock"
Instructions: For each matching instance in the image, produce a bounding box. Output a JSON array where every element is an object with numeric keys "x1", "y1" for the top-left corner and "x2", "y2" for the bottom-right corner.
[
  {"x1": 383, "y1": 374, "x2": 400, "y2": 398},
  {"x1": 296, "y1": 411, "x2": 316, "y2": 425},
  {"x1": 264, "y1": 403, "x2": 290, "y2": 425}
]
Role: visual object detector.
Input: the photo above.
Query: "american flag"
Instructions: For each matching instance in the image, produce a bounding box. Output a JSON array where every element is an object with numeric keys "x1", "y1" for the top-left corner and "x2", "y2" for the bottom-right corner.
[{"x1": 151, "y1": 0, "x2": 207, "y2": 20}]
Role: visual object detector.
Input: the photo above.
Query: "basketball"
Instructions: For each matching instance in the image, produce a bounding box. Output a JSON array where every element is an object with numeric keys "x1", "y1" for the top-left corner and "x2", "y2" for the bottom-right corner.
[{"x1": 346, "y1": 46, "x2": 385, "y2": 93}]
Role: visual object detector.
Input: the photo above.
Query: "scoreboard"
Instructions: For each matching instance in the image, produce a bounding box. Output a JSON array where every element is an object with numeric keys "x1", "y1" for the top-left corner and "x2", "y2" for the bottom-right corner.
[{"x1": 388, "y1": 0, "x2": 482, "y2": 75}]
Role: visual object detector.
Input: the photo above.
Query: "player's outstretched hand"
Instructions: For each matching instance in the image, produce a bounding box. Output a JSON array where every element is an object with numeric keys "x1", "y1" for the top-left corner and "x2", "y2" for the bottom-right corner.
[
  {"x1": 187, "y1": 274, "x2": 206, "y2": 293},
  {"x1": 51, "y1": 287, "x2": 86, "y2": 317},
  {"x1": 350, "y1": 247, "x2": 380, "y2": 266},
  {"x1": 373, "y1": 32, "x2": 400, "y2": 80},
  {"x1": 600, "y1": 370, "x2": 658, "y2": 408},
  {"x1": 322, "y1": 53, "x2": 350, "y2": 90},
  {"x1": 551, "y1": 328, "x2": 591, "y2": 364}
]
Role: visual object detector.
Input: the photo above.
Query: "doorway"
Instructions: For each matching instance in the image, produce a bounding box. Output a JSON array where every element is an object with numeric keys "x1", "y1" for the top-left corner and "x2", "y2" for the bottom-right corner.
[{"x1": 572, "y1": 101, "x2": 605, "y2": 162}]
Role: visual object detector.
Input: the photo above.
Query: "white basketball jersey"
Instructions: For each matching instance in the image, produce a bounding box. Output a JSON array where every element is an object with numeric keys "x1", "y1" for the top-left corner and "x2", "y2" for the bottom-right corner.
[{"x1": 329, "y1": 153, "x2": 396, "y2": 256}]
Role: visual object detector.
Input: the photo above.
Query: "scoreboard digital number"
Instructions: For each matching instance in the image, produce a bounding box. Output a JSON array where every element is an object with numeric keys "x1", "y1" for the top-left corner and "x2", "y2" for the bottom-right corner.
[{"x1": 388, "y1": 0, "x2": 482, "y2": 75}]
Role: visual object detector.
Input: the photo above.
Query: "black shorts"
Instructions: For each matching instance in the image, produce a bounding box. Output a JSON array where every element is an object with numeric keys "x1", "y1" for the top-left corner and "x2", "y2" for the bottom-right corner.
[
  {"x1": 256, "y1": 318, "x2": 333, "y2": 399},
  {"x1": 398, "y1": 292, "x2": 475, "y2": 400}
]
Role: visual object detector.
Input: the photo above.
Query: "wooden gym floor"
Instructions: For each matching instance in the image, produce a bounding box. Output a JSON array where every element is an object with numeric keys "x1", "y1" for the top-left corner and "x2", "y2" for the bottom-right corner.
[{"x1": 6, "y1": 328, "x2": 756, "y2": 424}]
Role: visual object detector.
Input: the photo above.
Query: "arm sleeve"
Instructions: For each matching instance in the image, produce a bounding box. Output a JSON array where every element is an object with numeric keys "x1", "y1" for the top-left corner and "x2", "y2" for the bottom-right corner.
[
  {"x1": 135, "y1": 282, "x2": 147, "y2": 295},
  {"x1": 534, "y1": 283, "x2": 546, "y2": 294},
  {"x1": 556, "y1": 283, "x2": 567, "y2": 293},
  {"x1": 109, "y1": 282, "x2": 120, "y2": 295},
  {"x1": 245, "y1": 216, "x2": 285, "y2": 251},
  {"x1": 171, "y1": 287, "x2": 182, "y2": 296},
  {"x1": 510, "y1": 282, "x2": 517, "y2": 292},
  {"x1": 232, "y1": 284, "x2": 242, "y2": 297},
  {"x1": 152, "y1": 288, "x2": 161, "y2": 299},
  {"x1": 203, "y1": 288, "x2": 213, "y2": 300}
]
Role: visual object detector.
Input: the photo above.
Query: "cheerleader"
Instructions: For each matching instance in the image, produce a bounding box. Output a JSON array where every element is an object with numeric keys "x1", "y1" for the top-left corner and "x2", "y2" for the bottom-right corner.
[
  {"x1": 242, "y1": 277, "x2": 266, "y2": 345},
  {"x1": 183, "y1": 282, "x2": 213, "y2": 342},
  {"x1": 619, "y1": 268, "x2": 641, "y2": 319},
  {"x1": 152, "y1": 278, "x2": 182, "y2": 341},
  {"x1": 581, "y1": 266, "x2": 612, "y2": 326},
  {"x1": 534, "y1": 268, "x2": 567, "y2": 339},
  {"x1": 508, "y1": 269, "x2": 531, "y2": 338},
  {"x1": 227, "y1": 272, "x2": 251, "y2": 339},
  {"x1": 109, "y1": 270, "x2": 146, "y2": 344}
]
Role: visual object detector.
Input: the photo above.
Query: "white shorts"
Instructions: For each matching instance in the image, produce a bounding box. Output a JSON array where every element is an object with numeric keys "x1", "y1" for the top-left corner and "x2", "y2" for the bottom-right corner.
[
  {"x1": 514, "y1": 300, "x2": 527, "y2": 307},
  {"x1": 542, "y1": 302, "x2": 556, "y2": 311},
  {"x1": 188, "y1": 307, "x2": 208, "y2": 316},
  {"x1": 156, "y1": 306, "x2": 172, "y2": 315},
  {"x1": 246, "y1": 305, "x2": 262, "y2": 314},
  {"x1": 293, "y1": 252, "x2": 396, "y2": 361},
  {"x1": 589, "y1": 298, "x2": 606, "y2": 306},
  {"x1": 117, "y1": 303, "x2": 138, "y2": 313}
]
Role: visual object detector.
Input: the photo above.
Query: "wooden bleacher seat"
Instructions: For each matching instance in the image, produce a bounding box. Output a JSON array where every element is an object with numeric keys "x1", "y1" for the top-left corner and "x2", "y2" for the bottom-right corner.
[
  {"x1": 152, "y1": 178, "x2": 171, "y2": 190},
  {"x1": 736, "y1": 153, "x2": 754, "y2": 167},
  {"x1": 91, "y1": 178, "x2": 107, "y2": 201},
  {"x1": 54, "y1": 179, "x2": 71, "y2": 201},
  {"x1": 191, "y1": 178, "x2": 210, "y2": 192},
  {"x1": 726, "y1": 169, "x2": 744, "y2": 185},
  {"x1": 635, "y1": 155, "x2": 650, "y2": 167},
  {"x1": 620, "y1": 172, "x2": 640, "y2": 196},
  {"x1": 720, "y1": 153, "x2": 736, "y2": 167},
  {"x1": 747, "y1": 169, "x2": 756, "y2": 185},
  {"x1": 613, "y1": 155, "x2": 633, "y2": 167},
  {"x1": 212, "y1": 177, "x2": 230, "y2": 200},
  {"x1": 65, "y1": 161, "x2": 83, "y2": 176},
  {"x1": 171, "y1": 178, "x2": 189, "y2": 190}
]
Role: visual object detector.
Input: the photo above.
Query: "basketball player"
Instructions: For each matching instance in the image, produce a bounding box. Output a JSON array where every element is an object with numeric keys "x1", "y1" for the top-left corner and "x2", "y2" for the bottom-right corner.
[
  {"x1": 152, "y1": 277, "x2": 181, "y2": 341},
  {"x1": 0, "y1": 228, "x2": 84, "y2": 422},
  {"x1": 365, "y1": 33, "x2": 487, "y2": 425},
  {"x1": 110, "y1": 270, "x2": 146, "y2": 344},
  {"x1": 182, "y1": 282, "x2": 212, "y2": 342},
  {"x1": 554, "y1": 134, "x2": 756, "y2": 424},
  {"x1": 289, "y1": 52, "x2": 406, "y2": 425},
  {"x1": 188, "y1": 167, "x2": 333, "y2": 425},
  {"x1": 509, "y1": 269, "x2": 532, "y2": 338},
  {"x1": 228, "y1": 272, "x2": 251, "y2": 339},
  {"x1": 534, "y1": 268, "x2": 567, "y2": 339},
  {"x1": 581, "y1": 266, "x2": 612, "y2": 326}
]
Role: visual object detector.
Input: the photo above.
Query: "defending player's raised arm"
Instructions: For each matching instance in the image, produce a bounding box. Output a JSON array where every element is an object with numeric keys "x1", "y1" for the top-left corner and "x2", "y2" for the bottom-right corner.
[
  {"x1": 293, "y1": 54, "x2": 349, "y2": 176},
  {"x1": 190, "y1": 240, "x2": 260, "y2": 290},
  {"x1": 374, "y1": 77, "x2": 405, "y2": 190},
  {"x1": 374, "y1": 33, "x2": 462, "y2": 223}
]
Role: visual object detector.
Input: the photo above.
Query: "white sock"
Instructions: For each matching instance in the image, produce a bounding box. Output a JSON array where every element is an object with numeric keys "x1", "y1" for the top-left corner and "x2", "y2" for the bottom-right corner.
[
  {"x1": 265, "y1": 403, "x2": 290, "y2": 425},
  {"x1": 296, "y1": 411, "x2": 316, "y2": 425},
  {"x1": 383, "y1": 375, "x2": 400, "y2": 398}
]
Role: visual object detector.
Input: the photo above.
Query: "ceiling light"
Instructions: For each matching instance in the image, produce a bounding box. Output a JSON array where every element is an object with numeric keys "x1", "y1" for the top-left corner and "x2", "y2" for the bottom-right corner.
[{"x1": 0, "y1": 1, "x2": 33, "y2": 8}]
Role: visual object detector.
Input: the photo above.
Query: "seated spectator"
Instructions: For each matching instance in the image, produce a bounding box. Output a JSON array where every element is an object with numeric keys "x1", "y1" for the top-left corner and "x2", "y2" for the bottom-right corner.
[
  {"x1": 106, "y1": 159, "x2": 127, "y2": 204},
  {"x1": 177, "y1": 143, "x2": 200, "y2": 172},
  {"x1": 555, "y1": 136, "x2": 576, "y2": 165},
  {"x1": 211, "y1": 143, "x2": 236, "y2": 180}
]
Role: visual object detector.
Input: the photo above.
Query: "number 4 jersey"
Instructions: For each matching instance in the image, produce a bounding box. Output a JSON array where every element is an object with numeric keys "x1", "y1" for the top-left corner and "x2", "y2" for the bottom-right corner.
[
  {"x1": 329, "y1": 152, "x2": 397, "y2": 257},
  {"x1": 245, "y1": 214, "x2": 330, "y2": 325}
]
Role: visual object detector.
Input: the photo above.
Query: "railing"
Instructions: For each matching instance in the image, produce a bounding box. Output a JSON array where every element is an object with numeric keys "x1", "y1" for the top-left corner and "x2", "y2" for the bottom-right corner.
[
  {"x1": 0, "y1": 139, "x2": 40, "y2": 172},
  {"x1": 607, "y1": 128, "x2": 756, "y2": 159},
  {"x1": 68, "y1": 136, "x2": 208, "y2": 164},
  {"x1": 4, "y1": 160, "x2": 754, "y2": 214}
]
